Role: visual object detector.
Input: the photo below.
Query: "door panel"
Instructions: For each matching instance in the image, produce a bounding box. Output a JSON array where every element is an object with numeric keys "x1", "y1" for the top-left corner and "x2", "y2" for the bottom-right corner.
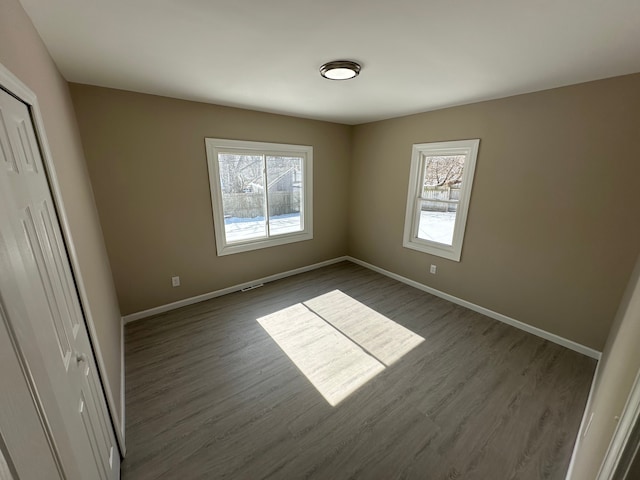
[
  {"x1": 84, "y1": 362, "x2": 117, "y2": 474},
  {"x1": 15, "y1": 117, "x2": 38, "y2": 173},
  {"x1": 0, "y1": 305, "x2": 64, "y2": 480},
  {"x1": 0, "y1": 88, "x2": 119, "y2": 479},
  {"x1": 79, "y1": 389, "x2": 108, "y2": 480},
  {"x1": 21, "y1": 202, "x2": 74, "y2": 368},
  {"x1": 40, "y1": 197, "x2": 84, "y2": 336}
]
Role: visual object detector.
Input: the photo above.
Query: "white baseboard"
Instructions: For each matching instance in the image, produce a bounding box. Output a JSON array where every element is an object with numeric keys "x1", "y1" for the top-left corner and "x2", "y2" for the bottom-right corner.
[
  {"x1": 565, "y1": 359, "x2": 602, "y2": 479},
  {"x1": 121, "y1": 254, "x2": 601, "y2": 360},
  {"x1": 346, "y1": 256, "x2": 601, "y2": 360},
  {"x1": 122, "y1": 256, "x2": 349, "y2": 324}
]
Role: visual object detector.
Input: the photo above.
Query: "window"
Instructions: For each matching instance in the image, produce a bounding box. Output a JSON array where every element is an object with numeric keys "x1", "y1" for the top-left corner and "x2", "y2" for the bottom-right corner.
[
  {"x1": 205, "y1": 138, "x2": 313, "y2": 256},
  {"x1": 403, "y1": 139, "x2": 479, "y2": 261}
]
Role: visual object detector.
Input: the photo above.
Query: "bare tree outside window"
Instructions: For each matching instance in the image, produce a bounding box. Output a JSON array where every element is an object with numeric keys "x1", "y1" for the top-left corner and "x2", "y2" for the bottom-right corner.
[
  {"x1": 423, "y1": 155, "x2": 465, "y2": 187},
  {"x1": 218, "y1": 154, "x2": 263, "y2": 193}
]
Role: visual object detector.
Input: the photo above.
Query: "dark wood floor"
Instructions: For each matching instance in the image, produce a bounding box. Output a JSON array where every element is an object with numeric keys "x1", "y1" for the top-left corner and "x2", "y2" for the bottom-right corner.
[{"x1": 122, "y1": 261, "x2": 596, "y2": 480}]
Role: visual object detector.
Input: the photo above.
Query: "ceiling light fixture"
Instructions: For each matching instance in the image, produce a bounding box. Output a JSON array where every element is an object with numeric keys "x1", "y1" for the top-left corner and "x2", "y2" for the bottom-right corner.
[{"x1": 319, "y1": 60, "x2": 361, "y2": 80}]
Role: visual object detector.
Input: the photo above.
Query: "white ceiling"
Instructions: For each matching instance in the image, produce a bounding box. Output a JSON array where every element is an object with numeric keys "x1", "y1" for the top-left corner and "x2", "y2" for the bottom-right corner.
[{"x1": 20, "y1": 0, "x2": 640, "y2": 125}]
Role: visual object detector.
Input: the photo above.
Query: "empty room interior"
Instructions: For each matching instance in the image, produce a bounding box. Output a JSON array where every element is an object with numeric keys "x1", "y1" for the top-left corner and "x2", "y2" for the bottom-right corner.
[{"x1": 1, "y1": 0, "x2": 640, "y2": 479}]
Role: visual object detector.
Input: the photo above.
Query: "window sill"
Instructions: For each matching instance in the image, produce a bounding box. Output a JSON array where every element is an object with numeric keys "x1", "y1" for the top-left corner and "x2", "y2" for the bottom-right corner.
[
  {"x1": 402, "y1": 237, "x2": 462, "y2": 262},
  {"x1": 216, "y1": 231, "x2": 313, "y2": 256}
]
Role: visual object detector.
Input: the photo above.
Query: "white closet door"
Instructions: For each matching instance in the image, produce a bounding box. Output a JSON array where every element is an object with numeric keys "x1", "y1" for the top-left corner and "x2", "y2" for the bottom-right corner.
[{"x1": 0, "y1": 88, "x2": 119, "y2": 479}]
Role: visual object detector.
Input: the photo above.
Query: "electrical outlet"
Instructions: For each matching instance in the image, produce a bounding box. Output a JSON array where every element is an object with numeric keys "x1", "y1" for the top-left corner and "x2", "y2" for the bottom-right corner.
[
  {"x1": 430, "y1": 264, "x2": 437, "y2": 274},
  {"x1": 171, "y1": 276, "x2": 180, "y2": 287}
]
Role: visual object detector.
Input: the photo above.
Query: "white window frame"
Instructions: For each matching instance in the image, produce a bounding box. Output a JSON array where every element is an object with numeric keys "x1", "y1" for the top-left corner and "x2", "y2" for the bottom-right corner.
[
  {"x1": 205, "y1": 138, "x2": 313, "y2": 256},
  {"x1": 402, "y1": 139, "x2": 480, "y2": 262}
]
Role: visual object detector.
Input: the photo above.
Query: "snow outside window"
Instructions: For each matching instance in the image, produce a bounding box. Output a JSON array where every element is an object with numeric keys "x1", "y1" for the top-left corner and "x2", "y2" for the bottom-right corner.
[
  {"x1": 403, "y1": 139, "x2": 480, "y2": 262},
  {"x1": 205, "y1": 138, "x2": 313, "y2": 256}
]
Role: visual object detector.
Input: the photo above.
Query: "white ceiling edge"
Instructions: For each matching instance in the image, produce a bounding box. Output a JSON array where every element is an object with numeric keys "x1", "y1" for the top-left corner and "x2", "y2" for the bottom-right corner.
[
  {"x1": 19, "y1": 0, "x2": 640, "y2": 125},
  {"x1": 67, "y1": 69, "x2": 637, "y2": 127}
]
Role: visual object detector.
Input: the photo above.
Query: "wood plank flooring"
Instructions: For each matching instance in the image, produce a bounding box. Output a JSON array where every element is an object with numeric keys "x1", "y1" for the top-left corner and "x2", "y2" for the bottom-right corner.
[{"x1": 122, "y1": 261, "x2": 596, "y2": 480}]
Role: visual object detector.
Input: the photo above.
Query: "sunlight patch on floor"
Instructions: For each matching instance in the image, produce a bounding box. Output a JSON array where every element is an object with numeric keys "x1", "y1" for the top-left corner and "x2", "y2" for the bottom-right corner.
[
  {"x1": 304, "y1": 290, "x2": 424, "y2": 366},
  {"x1": 257, "y1": 290, "x2": 424, "y2": 406}
]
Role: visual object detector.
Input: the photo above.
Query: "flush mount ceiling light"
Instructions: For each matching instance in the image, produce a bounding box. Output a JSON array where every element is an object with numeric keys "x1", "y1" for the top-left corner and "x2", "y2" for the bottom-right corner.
[{"x1": 319, "y1": 60, "x2": 361, "y2": 80}]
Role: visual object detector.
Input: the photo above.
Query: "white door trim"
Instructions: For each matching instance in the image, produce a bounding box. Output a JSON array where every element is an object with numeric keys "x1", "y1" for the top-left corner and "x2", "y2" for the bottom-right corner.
[
  {"x1": 597, "y1": 367, "x2": 640, "y2": 479},
  {"x1": 0, "y1": 62, "x2": 125, "y2": 456},
  {"x1": 565, "y1": 359, "x2": 601, "y2": 479}
]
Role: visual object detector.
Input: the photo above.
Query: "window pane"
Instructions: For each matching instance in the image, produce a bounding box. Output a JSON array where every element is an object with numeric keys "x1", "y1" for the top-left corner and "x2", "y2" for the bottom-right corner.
[
  {"x1": 422, "y1": 155, "x2": 465, "y2": 190},
  {"x1": 266, "y1": 156, "x2": 303, "y2": 236},
  {"x1": 417, "y1": 200, "x2": 456, "y2": 245},
  {"x1": 417, "y1": 155, "x2": 465, "y2": 245},
  {"x1": 218, "y1": 153, "x2": 267, "y2": 243}
]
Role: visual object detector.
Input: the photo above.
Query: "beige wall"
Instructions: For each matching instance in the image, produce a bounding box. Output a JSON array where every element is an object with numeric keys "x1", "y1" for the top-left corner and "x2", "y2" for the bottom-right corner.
[
  {"x1": 569, "y1": 255, "x2": 640, "y2": 478},
  {"x1": 69, "y1": 75, "x2": 640, "y2": 352},
  {"x1": 69, "y1": 84, "x2": 352, "y2": 315},
  {"x1": 0, "y1": 0, "x2": 123, "y2": 433},
  {"x1": 350, "y1": 74, "x2": 640, "y2": 351}
]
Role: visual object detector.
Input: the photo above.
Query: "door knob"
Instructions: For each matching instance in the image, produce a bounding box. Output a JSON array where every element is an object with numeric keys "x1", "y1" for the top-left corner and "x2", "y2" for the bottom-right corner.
[{"x1": 75, "y1": 352, "x2": 88, "y2": 365}]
